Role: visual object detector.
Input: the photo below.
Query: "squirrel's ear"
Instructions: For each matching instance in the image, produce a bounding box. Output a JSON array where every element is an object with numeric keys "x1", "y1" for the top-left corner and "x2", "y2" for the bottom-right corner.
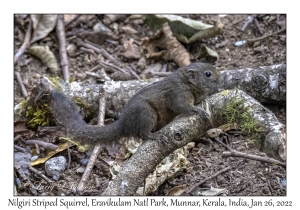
[{"x1": 185, "y1": 69, "x2": 196, "y2": 80}]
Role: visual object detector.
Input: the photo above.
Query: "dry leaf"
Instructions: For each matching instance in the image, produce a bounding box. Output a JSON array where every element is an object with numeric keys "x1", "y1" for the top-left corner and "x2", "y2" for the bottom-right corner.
[
  {"x1": 30, "y1": 142, "x2": 69, "y2": 166},
  {"x1": 175, "y1": 19, "x2": 224, "y2": 44},
  {"x1": 166, "y1": 185, "x2": 188, "y2": 196},
  {"x1": 64, "y1": 14, "x2": 77, "y2": 23},
  {"x1": 145, "y1": 14, "x2": 213, "y2": 39},
  {"x1": 135, "y1": 142, "x2": 195, "y2": 195},
  {"x1": 123, "y1": 39, "x2": 141, "y2": 59},
  {"x1": 30, "y1": 14, "x2": 58, "y2": 43},
  {"x1": 195, "y1": 44, "x2": 219, "y2": 62},
  {"x1": 206, "y1": 128, "x2": 223, "y2": 138},
  {"x1": 27, "y1": 45, "x2": 59, "y2": 72},
  {"x1": 199, "y1": 187, "x2": 228, "y2": 196},
  {"x1": 14, "y1": 121, "x2": 28, "y2": 133},
  {"x1": 142, "y1": 22, "x2": 190, "y2": 67}
]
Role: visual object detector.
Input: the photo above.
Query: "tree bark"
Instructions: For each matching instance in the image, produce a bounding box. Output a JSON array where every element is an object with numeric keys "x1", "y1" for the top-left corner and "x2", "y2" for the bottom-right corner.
[
  {"x1": 15, "y1": 64, "x2": 285, "y2": 121},
  {"x1": 222, "y1": 63, "x2": 286, "y2": 104},
  {"x1": 14, "y1": 64, "x2": 285, "y2": 121},
  {"x1": 59, "y1": 64, "x2": 287, "y2": 119}
]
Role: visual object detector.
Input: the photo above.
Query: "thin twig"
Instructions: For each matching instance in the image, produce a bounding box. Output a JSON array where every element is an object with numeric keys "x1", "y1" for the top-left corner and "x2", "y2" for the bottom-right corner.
[
  {"x1": 247, "y1": 28, "x2": 286, "y2": 42},
  {"x1": 186, "y1": 166, "x2": 231, "y2": 194},
  {"x1": 15, "y1": 72, "x2": 28, "y2": 98},
  {"x1": 14, "y1": 145, "x2": 26, "y2": 153},
  {"x1": 150, "y1": 72, "x2": 172, "y2": 77},
  {"x1": 222, "y1": 151, "x2": 286, "y2": 167},
  {"x1": 80, "y1": 47, "x2": 96, "y2": 55},
  {"x1": 214, "y1": 137, "x2": 233, "y2": 151},
  {"x1": 233, "y1": 18, "x2": 244, "y2": 25},
  {"x1": 85, "y1": 71, "x2": 102, "y2": 78},
  {"x1": 77, "y1": 87, "x2": 107, "y2": 192},
  {"x1": 254, "y1": 17, "x2": 263, "y2": 34},
  {"x1": 66, "y1": 35, "x2": 77, "y2": 42},
  {"x1": 127, "y1": 66, "x2": 141, "y2": 80},
  {"x1": 67, "y1": 143, "x2": 71, "y2": 170},
  {"x1": 56, "y1": 14, "x2": 69, "y2": 81},
  {"x1": 99, "y1": 61, "x2": 130, "y2": 75},
  {"x1": 76, "y1": 39, "x2": 120, "y2": 67},
  {"x1": 214, "y1": 137, "x2": 286, "y2": 167},
  {"x1": 98, "y1": 157, "x2": 112, "y2": 167},
  {"x1": 241, "y1": 15, "x2": 254, "y2": 31},
  {"x1": 65, "y1": 14, "x2": 82, "y2": 29},
  {"x1": 88, "y1": 64, "x2": 100, "y2": 72},
  {"x1": 267, "y1": 179, "x2": 273, "y2": 194},
  {"x1": 14, "y1": 20, "x2": 32, "y2": 64},
  {"x1": 28, "y1": 165, "x2": 53, "y2": 183},
  {"x1": 83, "y1": 39, "x2": 120, "y2": 65},
  {"x1": 26, "y1": 140, "x2": 58, "y2": 151}
]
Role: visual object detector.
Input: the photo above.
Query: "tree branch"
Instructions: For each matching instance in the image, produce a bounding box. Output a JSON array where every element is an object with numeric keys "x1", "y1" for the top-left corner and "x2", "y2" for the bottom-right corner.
[
  {"x1": 17, "y1": 64, "x2": 285, "y2": 121},
  {"x1": 101, "y1": 89, "x2": 285, "y2": 195}
]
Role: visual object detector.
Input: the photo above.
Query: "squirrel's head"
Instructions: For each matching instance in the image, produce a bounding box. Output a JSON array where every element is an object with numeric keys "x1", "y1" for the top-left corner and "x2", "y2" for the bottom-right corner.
[{"x1": 182, "y1": 62, "x2": 224, "y2": 99}]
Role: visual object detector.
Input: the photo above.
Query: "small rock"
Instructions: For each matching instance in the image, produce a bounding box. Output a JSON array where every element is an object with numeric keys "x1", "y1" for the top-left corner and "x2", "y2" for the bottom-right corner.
[
  {"x1": 132, "y1": 19, "x2": 144, "y2": 26},
  {"x1": 31, "y1": 155, "x2": 39, "y2": 162},
  {"x1": 76, "y1": 166, "x2": 86, "y2": 173},
  {"x1": 121, "y1": 25, "x2": 138, "y2": 35},
  {"x1": 67, "y1": 43, "x2": 77, "y2": 55},
  {"x1": 109, "y1": 22, "x2": 119, "y2": 32},
  {"x1": 103, "y1": 14, "x2": 125, "y2": 25},
  {"x1": 253, "y1": 41, "x2": 260, "y2": 48},
  {"x1": 137, "y1": 56, "x2": 146, "y2": 70},
  {"x1": 253, "y1": 46, "x2": 263, "y2": 53},
  {"x1": 129, "y1": 14, "x2": 142, "y2": 19},
  {"x1": 93, "y1": 22, "x2": 113, "y2": 35},
  {"x1": 45, "y1": 156, "x2": 67, "y2": 179},
  {"x1": 33, "y1": 73, "x2": 41, "y2": 79},
  {"x1": 234, "y1": 40, "x2": 246, "y2": 47},
  {"x1": 80, "y1": 158, "x2": 90, "y2": 166}
]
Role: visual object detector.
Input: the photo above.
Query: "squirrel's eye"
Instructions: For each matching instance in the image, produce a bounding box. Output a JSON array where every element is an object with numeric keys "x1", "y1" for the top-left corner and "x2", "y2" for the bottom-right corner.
[{"x1": 205, "y1": 71, "x2": 212, "y2": 77}]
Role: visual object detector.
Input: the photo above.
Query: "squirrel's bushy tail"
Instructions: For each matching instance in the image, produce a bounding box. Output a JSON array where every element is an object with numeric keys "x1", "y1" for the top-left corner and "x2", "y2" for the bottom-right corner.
[{"x1": 51, "y1": 90, "x2": 121, "y2": 145}]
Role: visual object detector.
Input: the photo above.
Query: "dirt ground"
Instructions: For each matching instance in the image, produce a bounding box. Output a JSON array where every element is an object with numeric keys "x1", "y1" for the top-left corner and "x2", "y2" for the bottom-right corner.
[{"x1": 14, "y1": 14, "x2": 286, "y2": 196}]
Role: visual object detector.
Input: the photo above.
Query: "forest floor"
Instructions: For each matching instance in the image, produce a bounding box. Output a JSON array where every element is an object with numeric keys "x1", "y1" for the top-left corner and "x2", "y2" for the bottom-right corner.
[{"x1": 14, "y1": 14, "x2": 286, "y2": 196}]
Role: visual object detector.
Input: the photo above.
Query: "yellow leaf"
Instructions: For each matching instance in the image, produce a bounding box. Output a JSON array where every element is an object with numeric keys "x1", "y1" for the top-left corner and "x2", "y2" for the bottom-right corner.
[{"x1": 30, "y1": 142, "x2": 70, "y2": 166}]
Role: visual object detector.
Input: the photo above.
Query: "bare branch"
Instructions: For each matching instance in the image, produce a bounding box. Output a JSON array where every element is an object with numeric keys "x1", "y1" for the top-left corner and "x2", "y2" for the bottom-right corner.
[
  {"x1": 248, "y1": 28, "x2": 286, "y2": 42},
  {"x1": 15, "y1": 72, "x2": 28, "y2": 98},
  {"x1": 26, "y1": 140, "x2": 58, "y2": 151},
  {"x1": 222, "y1": 151, "x2": 286, "y2": 167},
  {"x1": 56, "y1": 14, "x2": 69, "y2": 81},
  {"x1": 14, "y1": 20, "x2": 32, "y2": 64},
  {"x1": 186, "y1": 166, "x2": 231, "y2": 194},
  {"x1": 77, "y1": 87, "x2": 106, "y2": 192}
]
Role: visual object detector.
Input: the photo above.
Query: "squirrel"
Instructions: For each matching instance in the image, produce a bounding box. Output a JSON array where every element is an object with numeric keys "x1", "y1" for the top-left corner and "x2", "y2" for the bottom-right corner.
[{"x1": 51, "y1": 62, "x2": 223, "y2": 145}]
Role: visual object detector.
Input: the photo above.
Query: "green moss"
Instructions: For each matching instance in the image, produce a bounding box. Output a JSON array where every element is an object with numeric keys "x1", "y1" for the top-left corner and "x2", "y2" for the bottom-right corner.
[
  {"x1": 48, "y1": 76, "x2": 63, "y2": 92},
  {"x1": 20, "y1": 98, "x2": 29, "y2": 108},
  {"x1": 225, "y1": 95, "x2": 265, "y2": 146},
  {"x1": 68, "y1": 77, "x2": 74, "y2": 83},
  {"x1": 71, "y1": 96, "x2": 98, "y2": 121},
  {"x1": 25, "y1": 102, "x2": 51, "y2": 129},
  {"x1": 220, "y1": 89, "x2": 231, "y2": 96},
  {"x1": 22, "y1": 81, "x2": 57, "y2": 130},
  {"x1": 72, "y1": 96, "x2": 90, "y2": 109},
  {"x1": 60, "y1": 137, "x2": 90, "y2": 152}
]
